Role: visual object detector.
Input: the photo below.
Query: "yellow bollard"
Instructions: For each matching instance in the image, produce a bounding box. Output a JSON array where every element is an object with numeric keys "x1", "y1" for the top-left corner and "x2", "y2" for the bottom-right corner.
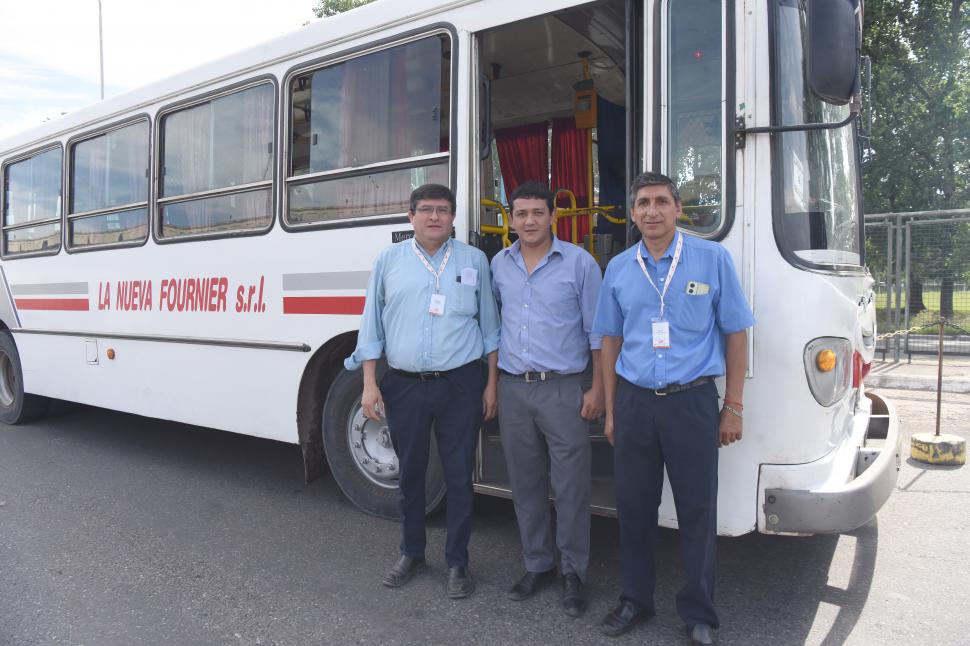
[{"x1": 910, "y1": 433, "x2": 966, "y2": 465}]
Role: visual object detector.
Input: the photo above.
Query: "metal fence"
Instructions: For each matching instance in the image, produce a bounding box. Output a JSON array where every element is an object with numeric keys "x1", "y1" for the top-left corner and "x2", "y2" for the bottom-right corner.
[{"x1": 865, "y1": 209, "x2": 970, "y2": 361}]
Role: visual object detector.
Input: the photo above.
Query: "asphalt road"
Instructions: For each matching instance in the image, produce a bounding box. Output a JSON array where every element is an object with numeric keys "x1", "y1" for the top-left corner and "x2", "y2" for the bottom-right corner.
[{"x1": 1, "y1": 388, "x2": 967, "y2": 646}]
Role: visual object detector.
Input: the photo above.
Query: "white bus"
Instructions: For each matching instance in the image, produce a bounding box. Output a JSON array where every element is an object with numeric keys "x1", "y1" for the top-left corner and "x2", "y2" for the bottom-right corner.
[{"x1": 0, "y1": 0, "x2": 898, "y2": 536}]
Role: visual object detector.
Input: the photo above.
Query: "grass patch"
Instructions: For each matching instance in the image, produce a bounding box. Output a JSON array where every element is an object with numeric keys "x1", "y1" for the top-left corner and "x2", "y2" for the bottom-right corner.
[{"x1": 874, "y1": 290, "x2": 970, "y2": 313}]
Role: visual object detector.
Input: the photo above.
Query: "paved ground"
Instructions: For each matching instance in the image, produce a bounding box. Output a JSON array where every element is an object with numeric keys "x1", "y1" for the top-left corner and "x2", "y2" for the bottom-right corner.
[
  {"x1": 868, "y1": 353, "x2": 970, "y2": 393},
  {"x1": 0, "y1": 385, "x2": 967, "y2": 646}
]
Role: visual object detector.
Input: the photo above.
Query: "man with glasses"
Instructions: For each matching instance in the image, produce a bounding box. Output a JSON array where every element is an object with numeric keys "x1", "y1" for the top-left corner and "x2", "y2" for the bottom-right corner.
[
  {"x1": 345, "y1": 183, "x2": 500, "y2": 599},
  {"x1": 490, "y1": 181, "x2": 603, "y2": 617},
  {"x1": 594, "y1": 173, "x2": 754, "y2": 645}
]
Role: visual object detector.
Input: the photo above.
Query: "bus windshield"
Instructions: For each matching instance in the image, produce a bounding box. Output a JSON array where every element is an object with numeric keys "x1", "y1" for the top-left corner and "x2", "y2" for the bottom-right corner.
[{"x1": 772, "y1": 0, "x2": 861, "y2": 268}]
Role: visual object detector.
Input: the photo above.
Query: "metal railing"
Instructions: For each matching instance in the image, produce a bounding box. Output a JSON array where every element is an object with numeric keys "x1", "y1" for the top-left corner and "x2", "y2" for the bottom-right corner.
[{"x1": 865, "y1": 209, "x2": 970, "y2": 361}]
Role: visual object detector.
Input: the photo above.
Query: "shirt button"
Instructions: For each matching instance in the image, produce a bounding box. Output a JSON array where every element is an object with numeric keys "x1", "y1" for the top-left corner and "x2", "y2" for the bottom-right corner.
[
  {"x1": 522, "y1": 325, "x2": 527, "y2": 330},
  {"x1": 523, "y1": 303, "x2": 529, "y2": 307},
  {"x1": 658, "y1": 354, "x2": 663, "y2": 358}
]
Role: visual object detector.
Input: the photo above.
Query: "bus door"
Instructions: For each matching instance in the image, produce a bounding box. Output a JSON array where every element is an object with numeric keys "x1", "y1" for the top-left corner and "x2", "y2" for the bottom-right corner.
[{"x1": 470, "y1": 0, "x2": 636, "y2": 513}]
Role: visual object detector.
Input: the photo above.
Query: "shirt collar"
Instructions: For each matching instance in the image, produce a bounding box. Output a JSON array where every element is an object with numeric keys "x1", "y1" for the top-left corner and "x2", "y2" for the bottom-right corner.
[
  {"x1": 414, "y1": 237, "x2": 452, "y2": 260},
  {"x1": 506, "y1": 236, "x2": 564, "y2": 262},
  {"x1": 634, "y1": 231, "x2": 680, "y2": 264}
]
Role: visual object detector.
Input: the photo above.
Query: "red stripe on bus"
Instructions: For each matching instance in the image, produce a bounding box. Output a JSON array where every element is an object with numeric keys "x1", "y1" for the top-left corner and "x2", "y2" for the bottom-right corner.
[
  {"x1": 15, "y1": 298, "x2": 90, "y2": 311},
  {"x1": 282, "y1": 296, "x2": 365, "y2": 315}
]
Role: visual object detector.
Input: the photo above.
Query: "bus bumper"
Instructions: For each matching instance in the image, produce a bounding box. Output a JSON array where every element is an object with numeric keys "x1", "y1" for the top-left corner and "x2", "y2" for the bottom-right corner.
[{"x1": 759, "y1": 391, "x2": 901, "y2": 535}]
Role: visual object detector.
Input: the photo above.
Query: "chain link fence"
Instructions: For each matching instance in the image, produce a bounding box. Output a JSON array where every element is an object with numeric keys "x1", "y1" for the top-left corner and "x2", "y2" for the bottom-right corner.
[{"x1": 865, "y1": 210, "x2": 970, "y2": 361}]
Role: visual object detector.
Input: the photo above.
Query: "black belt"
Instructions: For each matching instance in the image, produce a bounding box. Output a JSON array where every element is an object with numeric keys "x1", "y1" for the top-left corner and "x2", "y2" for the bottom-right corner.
[
  {"x1": 499, "y1": 369, "x2": 575, "y2": 383},
  {"x1": 390, "y1": 362, "x2": 474, "y2": 381},
  {"x1": 647, "y1": 376, "x2": 713, "y2": 396}
]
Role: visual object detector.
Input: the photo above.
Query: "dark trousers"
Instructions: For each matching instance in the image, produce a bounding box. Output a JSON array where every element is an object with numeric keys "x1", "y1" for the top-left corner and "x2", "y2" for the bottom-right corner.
[
  {"x1": 613, "y1": 377, "x2": 720, "y2": 629},
  {"x1": 381, "y1": 361, "x2": 484, "y2": 568}
]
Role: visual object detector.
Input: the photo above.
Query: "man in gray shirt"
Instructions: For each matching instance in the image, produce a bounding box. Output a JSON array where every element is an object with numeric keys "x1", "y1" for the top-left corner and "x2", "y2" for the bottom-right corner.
[{"x1": 490, "y1": 181, "x2": 604, "y2": 617}]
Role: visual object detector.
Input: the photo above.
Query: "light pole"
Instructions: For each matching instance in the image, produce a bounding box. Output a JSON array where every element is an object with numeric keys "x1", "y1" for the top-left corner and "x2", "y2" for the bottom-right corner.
[{"x1": 98, "y1": 0, "x2": 104, "y2": 100}]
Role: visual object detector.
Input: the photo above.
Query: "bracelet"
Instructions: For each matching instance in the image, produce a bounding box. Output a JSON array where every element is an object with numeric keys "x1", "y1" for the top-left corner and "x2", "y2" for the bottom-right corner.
[
  {"x1": 721, "y1": 404, "x2": 743, "y2": 418},
  {"x1": 723, "y1": 399, "x2": 744, "y2": 411}
]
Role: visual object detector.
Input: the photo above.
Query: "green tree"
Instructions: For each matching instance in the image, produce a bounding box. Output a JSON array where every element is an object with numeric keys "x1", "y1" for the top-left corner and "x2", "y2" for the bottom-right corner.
[
  {"x1": 313, "y1": 0, "x2": 376, "y2": 17},
  {"x1": 863, "y1": 0, "x2": 970, "y2": 318}
]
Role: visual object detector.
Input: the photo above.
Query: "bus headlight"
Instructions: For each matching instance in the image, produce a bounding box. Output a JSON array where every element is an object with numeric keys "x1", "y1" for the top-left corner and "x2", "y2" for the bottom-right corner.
[{"x1": 804, "y1": 337, "x2": 852, "y2": 406}]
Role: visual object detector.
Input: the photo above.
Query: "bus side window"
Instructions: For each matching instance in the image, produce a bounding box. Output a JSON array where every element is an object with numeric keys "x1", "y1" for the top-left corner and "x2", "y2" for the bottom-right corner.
[
  {"x1": 68, "y1": 119, "x2": 150, "y2": 251},
  {"x1": 285, "y1": 33, "x2": 451, "y2": 226},
  {"x1": 1, "y1": 146, "x2": 63, "y2": 258},
  {"x1": 157, "y1": 82, "x2": 275, "y2": 240}
]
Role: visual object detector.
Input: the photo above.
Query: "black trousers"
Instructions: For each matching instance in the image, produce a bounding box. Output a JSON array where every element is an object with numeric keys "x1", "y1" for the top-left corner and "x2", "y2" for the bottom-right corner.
[
  {"x1": 613, "y1": 377, "x2": 720, "y2": 629},
  {"x1": 381, "y1": 361, "x2": 484, "y2": 568}
]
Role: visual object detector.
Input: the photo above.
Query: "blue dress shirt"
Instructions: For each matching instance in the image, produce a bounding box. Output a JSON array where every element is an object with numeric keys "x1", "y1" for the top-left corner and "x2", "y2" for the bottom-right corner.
[
  {"x1": 592, "y1": 232, "x2": 755, "y2": 389},
  {"x1": 345, "y1": 238, "x2": 501, "y2": 372},
  {"x1": 490, "y1": 237, "x2": 603, "y2": 374}
]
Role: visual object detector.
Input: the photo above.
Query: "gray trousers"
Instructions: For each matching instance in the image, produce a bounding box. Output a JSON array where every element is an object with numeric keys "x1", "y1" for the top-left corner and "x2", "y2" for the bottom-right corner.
[{"x1": 498, "y1": 373, "x2": 591, "y2": 580}]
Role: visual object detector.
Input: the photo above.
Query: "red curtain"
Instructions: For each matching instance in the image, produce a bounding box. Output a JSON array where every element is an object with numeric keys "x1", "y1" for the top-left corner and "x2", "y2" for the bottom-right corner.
[
  {"x1": 495, "y1": 122, "x2": 549, "y2": 198},
  {"x1": 551, "y1": 117, "x2": 590, "y2": 242}
]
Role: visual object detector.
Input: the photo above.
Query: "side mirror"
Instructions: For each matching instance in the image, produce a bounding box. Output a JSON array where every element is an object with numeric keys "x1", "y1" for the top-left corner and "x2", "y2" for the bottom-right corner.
[{"x1": 807, "y1": 0, "x2": 861, "y2": 106}]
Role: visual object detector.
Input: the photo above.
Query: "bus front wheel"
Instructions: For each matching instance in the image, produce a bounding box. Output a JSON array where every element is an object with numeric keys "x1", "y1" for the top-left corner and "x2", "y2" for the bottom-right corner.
[
  {"x1": 0, "y1": 331, "x2": 50, "y2": 425},
  {"x1": 322, "y1": 365, "x2": 446, "y2": 520}
]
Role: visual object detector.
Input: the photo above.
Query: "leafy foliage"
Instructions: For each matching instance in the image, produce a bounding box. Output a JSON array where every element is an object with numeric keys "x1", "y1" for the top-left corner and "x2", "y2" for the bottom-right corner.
[
  {"x1": 312, "y1": 0, "x2": 376, "y2": 18},
  {"x1": 863, "y1": 0, "x2": 970, "y2": 214},
  {"x1": 863, "y1": 0, "x2": 970, "y2": 316}
]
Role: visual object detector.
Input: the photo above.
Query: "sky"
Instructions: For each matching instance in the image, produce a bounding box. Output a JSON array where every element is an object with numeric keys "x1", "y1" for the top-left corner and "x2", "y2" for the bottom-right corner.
[{"x1": 0, "y1": 0, "x2": 323, "y2": 141}]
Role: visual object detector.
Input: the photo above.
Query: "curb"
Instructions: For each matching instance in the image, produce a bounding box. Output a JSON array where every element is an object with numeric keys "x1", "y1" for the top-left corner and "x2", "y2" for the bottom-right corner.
[{"x1": 867, "y1": 374, "x2": 970, "y2": 394}]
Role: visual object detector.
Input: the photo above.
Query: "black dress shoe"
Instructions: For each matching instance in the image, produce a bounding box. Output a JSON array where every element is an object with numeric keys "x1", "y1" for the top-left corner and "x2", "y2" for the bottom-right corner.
[
  {"x1": 447, "y1": 566, "x2": 475, "y2": 599},
  {"x1": 507, "y1": 569, "x2": 556, "y2": 601},
  {"x1": 381, "y1": 554, "x2": 425, "y2": 588},
  {"x1": 600, "y1": 599, "x2": 653, "y2": 637},
  {"x1": 561, "y1": 573, "x2": 587, "y2": 617},
  {"x1": 686, "y1": 624, "x2": 716, "y2": 645}
]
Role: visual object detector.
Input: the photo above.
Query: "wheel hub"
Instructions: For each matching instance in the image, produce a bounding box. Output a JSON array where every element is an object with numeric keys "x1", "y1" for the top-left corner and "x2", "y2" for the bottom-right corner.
[
  {"x1": 0, "y1": 350, "x2": 15, "y2": 408},
  {"x1": 348, "y1": 403, "x2": 399, "y2": 489}
]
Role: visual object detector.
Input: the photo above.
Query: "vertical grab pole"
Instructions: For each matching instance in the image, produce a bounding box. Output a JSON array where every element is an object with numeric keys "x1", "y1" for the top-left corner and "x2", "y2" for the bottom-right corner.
[{"x1": 587, "y1": 127, "x2": 594, "y2": 252}]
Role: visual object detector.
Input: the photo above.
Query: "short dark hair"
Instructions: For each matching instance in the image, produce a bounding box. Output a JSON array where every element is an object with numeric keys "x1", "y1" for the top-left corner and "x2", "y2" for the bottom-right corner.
[
  {"x1": 509, "y1": 181, "x2": 554, "y2": 212},
  {"x1": 409, "y1": 184, "x2": 456, "y2": 214},
  {"x1": 629, "y1": 172, "x2": 681, "y2": 206}
]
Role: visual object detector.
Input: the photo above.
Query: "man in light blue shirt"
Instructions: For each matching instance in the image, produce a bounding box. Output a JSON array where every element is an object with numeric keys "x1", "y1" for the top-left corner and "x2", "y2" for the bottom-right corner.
[
  {"x1": 593, "y1": 173, "x2": 754, "y2": 644},
  {"x1": 490, "y1": 181, "x2": 603, "y2": 617},
  {"x1": 345, "y1": 184, "x2": 500, "y2": 599}
]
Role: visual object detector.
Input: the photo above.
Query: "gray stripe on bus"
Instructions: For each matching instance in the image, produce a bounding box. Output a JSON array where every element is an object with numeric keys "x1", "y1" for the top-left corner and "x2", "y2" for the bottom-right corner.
[
  {"x1": 282, "y1": 271, "x2": 370, "y2": 291},
  {"x1": 10, "y1": 282, "x2": 89, "y2": 295}
]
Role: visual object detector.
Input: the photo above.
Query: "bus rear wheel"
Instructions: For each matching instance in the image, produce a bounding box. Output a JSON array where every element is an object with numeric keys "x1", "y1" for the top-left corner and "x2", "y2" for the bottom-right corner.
[
  {"x1": 0, "y1": 331, "x2": 50, "y2": 425},
  {"x1": 322, "y1": 365, "x2": 446, "y2": 520}
]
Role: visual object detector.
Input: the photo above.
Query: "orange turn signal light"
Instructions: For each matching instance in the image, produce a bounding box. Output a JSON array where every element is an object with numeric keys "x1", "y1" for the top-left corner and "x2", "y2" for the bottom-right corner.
[{"x1": 815, "y1": 349, "x2": 837, "y2": 372}]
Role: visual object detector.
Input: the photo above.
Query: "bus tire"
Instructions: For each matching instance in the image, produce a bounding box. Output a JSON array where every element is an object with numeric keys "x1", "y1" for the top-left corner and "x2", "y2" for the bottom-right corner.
[
  {"x1": 322, "y1": 365, "x2": 446, "y2": 520},
  {"x1": 0, "y1": 331, "x2": 50, "y2": 425}
]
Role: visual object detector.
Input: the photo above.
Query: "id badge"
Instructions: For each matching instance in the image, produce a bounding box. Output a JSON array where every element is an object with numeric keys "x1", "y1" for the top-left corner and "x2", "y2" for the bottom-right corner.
[
  {"x1": 652, "y1": 319, "x2": 671, "y2": 349},
  {"x1": 429, "y1": 293, "x2": 446, "y2": 316}
]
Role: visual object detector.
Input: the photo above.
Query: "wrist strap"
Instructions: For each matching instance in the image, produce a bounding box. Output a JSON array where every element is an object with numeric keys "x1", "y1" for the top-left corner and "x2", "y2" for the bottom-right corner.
[{"x1": 724, "y1": 399, "x2": 744, "y2": 411}]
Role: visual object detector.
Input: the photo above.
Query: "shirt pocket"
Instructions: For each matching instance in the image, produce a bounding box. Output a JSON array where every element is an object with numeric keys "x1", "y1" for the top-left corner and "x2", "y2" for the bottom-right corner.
[
  {"x1": 453, "y1": 271, "x2": 479, "y2": 316},
  {"x1": 677, "y1": 291, "x2": 714, "y2": 332}
]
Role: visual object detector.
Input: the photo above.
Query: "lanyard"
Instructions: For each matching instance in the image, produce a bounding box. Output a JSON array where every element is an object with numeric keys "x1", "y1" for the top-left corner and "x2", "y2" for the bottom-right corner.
[
  {"x1": 412, "y1": 238, "x2": 452, "y2": 292},
  {"x1": 635, "y1": 232, "x2": 683, "y2": 319}
]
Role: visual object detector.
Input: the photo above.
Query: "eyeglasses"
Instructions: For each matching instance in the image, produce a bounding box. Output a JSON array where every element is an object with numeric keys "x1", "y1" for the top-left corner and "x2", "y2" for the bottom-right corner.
[{"x1": 415, "y1": 205, "x2": 453, "y2": 216}]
